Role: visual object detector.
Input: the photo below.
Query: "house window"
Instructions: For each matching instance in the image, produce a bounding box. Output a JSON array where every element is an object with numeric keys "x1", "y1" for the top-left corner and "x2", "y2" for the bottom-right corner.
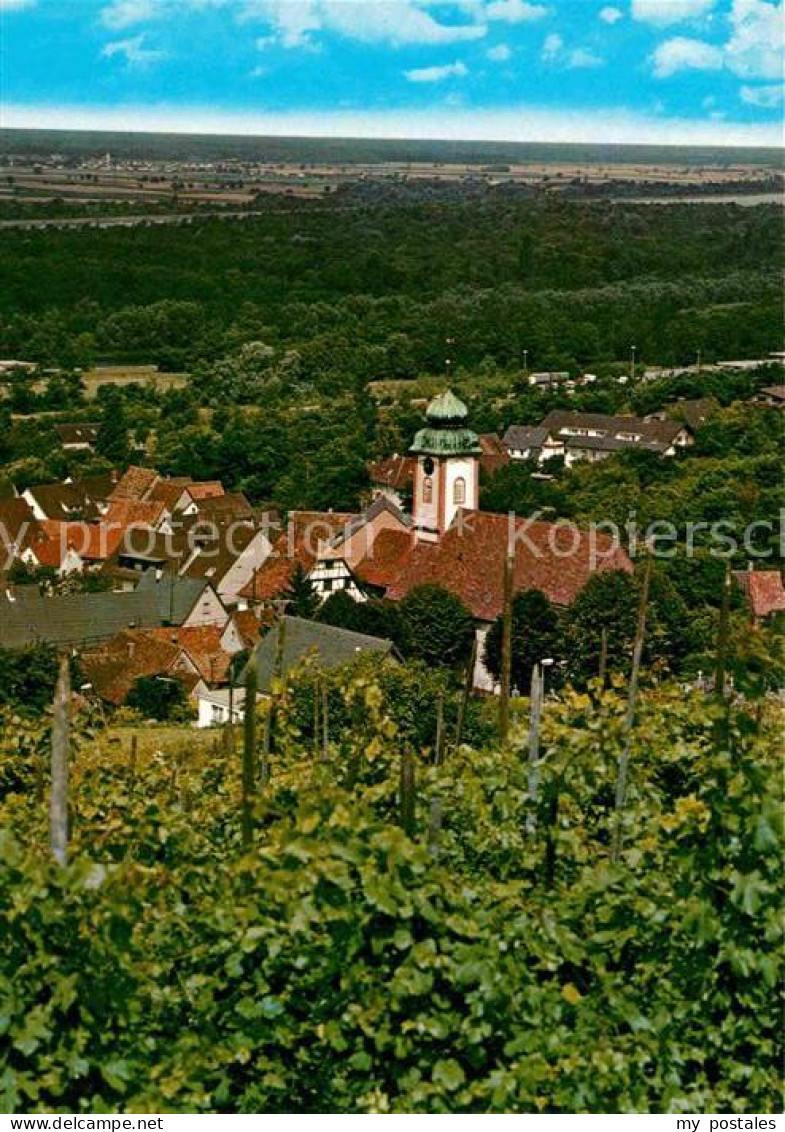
[
  {"x1": 423, "y1": 477, "x2": 433, "y2": 503},
  {"x1": 453, "y1": 477, "x2": 466, "y2": 506}
]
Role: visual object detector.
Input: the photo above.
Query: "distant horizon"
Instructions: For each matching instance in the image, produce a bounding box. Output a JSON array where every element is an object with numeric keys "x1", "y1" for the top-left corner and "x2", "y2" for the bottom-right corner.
[
  {"x1": 1, "y1": 120, "x2": 782, "y2": 156},
  {"x1": 2, "y1": 106, "x2": 782, "y2": 150}
]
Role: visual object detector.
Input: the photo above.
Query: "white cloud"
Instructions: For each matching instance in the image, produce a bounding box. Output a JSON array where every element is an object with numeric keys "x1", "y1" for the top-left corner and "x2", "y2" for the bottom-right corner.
[
  {"x1": 241, "y1": 0, "x2": 486, "y2": 48},
  {"x1": 599, "y1": 5, "x2": 623, "y2": 23},
  {"x1": 485, "y1": 0, "x2": 548, "y2": 22},
  {"x1": 542, "y1": 33, "x2": 603, "y2": 67},
  {"x1": 740, "y1": 82, "x2": 785, "y2": 106},
  {"x1": 0, "y1": 0, "x2": 36, "y2": 9},
  {"x1": 651, "y1": 0, "x2": 783, "y2": 83},
  {"x1": 651, "y1": 35, "x2": 723, "y2": 75},
  {"x1": 102, "y1": 33, "x2": 166, "y2": 65},
  {"x1": 405, "y1": 60, "x2": 468, "y2": 81},
  {"x1": 541, "y1": 31, "x2": 563, "y2": 58},
  {"x1": 632, "y1": 0, "x2": 716, "y2": 25},
  {"x1": 570, "y1": 46, "x2": 604, "y2": 66},
  {"x1": 6, "y1": 100, "x2": 781, "y2": 147},
  {"x1": 725, "y1": 0, "x2": 783, "y2": 80},
  {"x1": 486, "y1": 43, "x2": 512, "y2": 60},
  {"x1": 101, "y1": 0, "x2": 157, "y2": 29}
]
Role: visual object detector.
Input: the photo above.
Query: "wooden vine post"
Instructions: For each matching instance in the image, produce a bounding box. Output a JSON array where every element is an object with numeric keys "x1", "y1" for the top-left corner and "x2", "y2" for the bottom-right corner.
[
  {"x1": 50, "y1": 654, "x2": 70, "y2": 867},
  {"x1": 454, "y1": 634, "x2": 477, "y2": 750},
  {"x1": 611, "y1": 552, "x2": 652, "y2": 863},
  {"x1": 714, "y1": 561, "x2": 732, "y2": 704},
  {"x1": 400, "y1": 749, "x2": 416, "y2": 836},
  {"x1": 499, "y1": 551, "x2": 514, "y2": 744},
  {"x1": 241, "y1": 662, "x2": 258, "y2": 848},
  {"x1": 598, "y1": 627, "x2": 608, "y2": 688},
  {"x1": 526, "y1": 663, "x2": 543, "y2": 833}
]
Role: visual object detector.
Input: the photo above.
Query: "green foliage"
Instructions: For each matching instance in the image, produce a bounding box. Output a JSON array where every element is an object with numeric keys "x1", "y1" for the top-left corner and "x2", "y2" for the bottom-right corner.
[
  {"x1": 0, "y1": 644, "x2": 76, "y2": 713},
  {"x1": 0, "y1": 676, "x2": 781, "y2": 1113},
  {"x1": 564, "y1": 566, "x2": 692, "y2": 686},
  {"x1": 483, "y1": 588, "x2": 564, "y2": 694},
  {"x1": 126, "y1": 675, "x2": 187, "y2": 722},
  {"x1": 283, "y1": 564, "x2": 320, "y2": 620},
  {"x1": 399, "y1": 584, "x2": 475, "y2": 671}
]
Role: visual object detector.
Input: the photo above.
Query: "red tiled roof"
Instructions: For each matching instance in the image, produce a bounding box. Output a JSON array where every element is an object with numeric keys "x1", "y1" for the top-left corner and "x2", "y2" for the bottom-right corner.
[
  {"x1": 81, "y1": 630, "x2": 187, "y2": 705},
  {"x1": 386, "y1": 510, "x2": 633, "y2": 621},
  {"x1": 148, "y1": 624, "x2": 230, "y2": 683},
  {"x1": 108, "y1": 466, "x2": 159, "y2": 502},
  {"x1": 144, "y1": 479, "x2": 191, "y2": 510},
  {"x1": 0, "y1": 497, "x2": 35, "y2": 545},
  {"x1": 479, "y1": 433, "x2": 510, "y2": 475},
  {"x1": 38, "y1": 520, "x2": 125, "y2": 562},
  {"x1": 230, "y1": 609, "x2": 266, "y2": 647},
  {"x1": 186, "y1": 481, "x2": 225, "y2": 501},
  {"x1": 734, "y1": 570, "x2": 785, "y2": 619},
  {"x1": 103, "y1": 499, "x2": 168, "y2": 529},
  {"x1": 370, "y1": 455, "x2": 416, "y2": 491},
  {"x1": 355, "y1": 528, "x2": 415, "y2": 590},
  {"x1": 239, "y1": 511, "x2": 356, "y2": 602}
]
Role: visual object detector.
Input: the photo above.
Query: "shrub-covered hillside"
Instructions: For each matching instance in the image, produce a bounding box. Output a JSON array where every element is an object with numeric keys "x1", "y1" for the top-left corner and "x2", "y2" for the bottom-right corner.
[{"x1": 1, "y1": 668, "x2": 781, "y2": 1114}]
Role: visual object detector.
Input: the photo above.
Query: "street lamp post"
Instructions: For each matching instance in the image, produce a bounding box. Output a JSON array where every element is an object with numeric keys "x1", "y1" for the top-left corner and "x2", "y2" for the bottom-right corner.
[
  {"x1": 630, "y1": 345, "x2": 637, "y2": 383},
  {"x1": 523, "y1": 348, "x2": 529, "y2": 378},
  {"x1": 541, "y1": 657, "x2": 555, "y2": 701},
  {"x1": 445, "y1": 336, "x2": 455, "y2": 381}
]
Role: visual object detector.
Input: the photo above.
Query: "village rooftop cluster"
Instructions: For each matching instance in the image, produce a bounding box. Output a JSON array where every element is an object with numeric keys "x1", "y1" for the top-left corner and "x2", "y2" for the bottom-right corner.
[{"x1": 1, "y1": 388, "x2": 783, "y2": 722}]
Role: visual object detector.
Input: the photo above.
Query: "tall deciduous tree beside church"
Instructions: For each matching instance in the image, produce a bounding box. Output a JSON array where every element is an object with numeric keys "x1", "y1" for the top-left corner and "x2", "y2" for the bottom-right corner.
[
  {"x1": 399, "y1": 584, "x2": 474, "y2": 671},
  {"x1": 483, "y1": 588, "x2": 563, "y2": 695}
]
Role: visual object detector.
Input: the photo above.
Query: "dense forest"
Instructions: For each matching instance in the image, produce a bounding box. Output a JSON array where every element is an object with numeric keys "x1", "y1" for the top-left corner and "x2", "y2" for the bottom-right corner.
[{"x1": 0, "y1": 199, "x2": 781, "y2": 372}]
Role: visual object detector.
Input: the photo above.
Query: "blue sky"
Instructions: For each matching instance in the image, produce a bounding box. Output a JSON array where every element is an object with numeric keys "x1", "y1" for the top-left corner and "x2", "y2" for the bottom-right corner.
[{"x1": 1, "y1": 0, "x2": 782, "y2": 144}]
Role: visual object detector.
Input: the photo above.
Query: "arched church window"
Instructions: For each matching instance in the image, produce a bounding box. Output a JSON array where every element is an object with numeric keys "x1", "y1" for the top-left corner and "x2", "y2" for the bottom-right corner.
[
  {"x1": 423, "y1": 477, "x2": 433, "y2": 503},
  {"x1": 453, "y1": 477, "x2": 466, "y2": 505}
]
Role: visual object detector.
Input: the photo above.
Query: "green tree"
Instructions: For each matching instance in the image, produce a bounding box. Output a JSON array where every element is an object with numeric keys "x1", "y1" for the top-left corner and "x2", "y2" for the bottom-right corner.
[
  {"x1": 126, "y1": 675, "x2": 187, "y2": 721},
  {"x1": 399, "y1": 584, "x2": 474, "y2": 670},
  {"x1": 95, "y1": 388, "x2": 130, "y2": 466},
  {"x1": 283, "y1": 563, "x2": 319, "y2": 620},
  {"x1": 483, "y1": 588, "x2": 563, "y2": 694}
]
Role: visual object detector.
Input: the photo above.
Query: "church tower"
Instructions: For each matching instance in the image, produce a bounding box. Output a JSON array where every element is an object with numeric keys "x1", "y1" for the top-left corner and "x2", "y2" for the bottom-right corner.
[{"x1": 410, "y1": 390, "x2": 481, "y2": 543}]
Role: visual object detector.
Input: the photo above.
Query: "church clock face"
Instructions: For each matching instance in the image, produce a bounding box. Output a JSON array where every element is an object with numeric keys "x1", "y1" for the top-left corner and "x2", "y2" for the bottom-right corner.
[{"x1": 423, "y1": 457, "x2": 435, "y2": 476}]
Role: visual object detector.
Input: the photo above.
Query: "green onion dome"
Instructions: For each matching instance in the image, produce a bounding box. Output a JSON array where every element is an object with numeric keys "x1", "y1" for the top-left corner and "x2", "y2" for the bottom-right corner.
[{"x1": 410, "y1": 389, "x2": 482, "y2": 457}]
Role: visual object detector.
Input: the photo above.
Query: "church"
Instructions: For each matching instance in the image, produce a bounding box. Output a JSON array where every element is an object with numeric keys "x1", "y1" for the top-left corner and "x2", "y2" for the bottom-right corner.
[{"x1": 243, "y1": 390, "x2": 633, "y2": 691}]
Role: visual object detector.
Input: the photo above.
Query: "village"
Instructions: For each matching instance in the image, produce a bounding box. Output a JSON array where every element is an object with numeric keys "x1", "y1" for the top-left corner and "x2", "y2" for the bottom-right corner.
[{"x1": 1, "y1": 381, "x2": 783, "y2": 728}]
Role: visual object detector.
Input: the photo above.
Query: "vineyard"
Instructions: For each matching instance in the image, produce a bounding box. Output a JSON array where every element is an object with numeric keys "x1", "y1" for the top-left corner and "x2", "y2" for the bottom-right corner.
[{"x1": 0, "y1": 665, "x2": 781, "y2": 1114}]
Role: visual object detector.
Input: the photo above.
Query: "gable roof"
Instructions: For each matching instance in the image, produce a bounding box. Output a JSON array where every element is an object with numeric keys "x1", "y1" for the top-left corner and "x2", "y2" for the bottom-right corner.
[
  {"x1": 503, "y1": 425, "x2": 549, "y2": 452},
  {"x1": 479, "y1": 432, "x2": 510, "y2": 474},
  {"x1": 0, "y1": 497, "x2": 35, "y2": 547},
  {"x1": 54, "y1": 423, "x2": 99, "y2": 447},
  {"x1": 108, "y1": 466, "x2": 159, "y2": 503},
  {"x1": 354, "y1": 527, "x2": 414, "y2": 590},
  {"x1": 733, "y1": 570, "x2": 785, "y2": 619},
  {"x1": 0, "y1": 571, "x2": 213, "y2": 650},
  {"x1": 184, "y1": 481, "x2": 225, "y2": 502},
  {"x1": 37, "y1": 520, "x2": 124, "y2": 563},
  {"x1": 386, "y1": 509, "x2": 633, "y2": 621},
  {"x1": 539, "y1": 410, "x2": 687, "y2": 448},
  {"x1": 179, "y1": 524, "x2": 262, "y2": 585},
  {"x1": 240, "y1": 511, "x2": 356, "y2": 603},
  {"x1": 251, "y1": 616, "x2": 394, "y2": 693},
  {"x1": 81, "y1": 630, "x2": 189, "y2": 705}
]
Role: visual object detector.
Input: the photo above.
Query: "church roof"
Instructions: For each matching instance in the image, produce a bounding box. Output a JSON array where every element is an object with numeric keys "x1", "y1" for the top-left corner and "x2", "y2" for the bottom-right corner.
[{"x1": 410, "y1": 389, "x2": 482, "y2": 458}]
